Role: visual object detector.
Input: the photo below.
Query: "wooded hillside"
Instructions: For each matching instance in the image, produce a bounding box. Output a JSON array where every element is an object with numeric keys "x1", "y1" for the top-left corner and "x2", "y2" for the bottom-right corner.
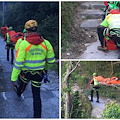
[{"x1": 61, "y1": 61, "x2": 120, "y2": 118}]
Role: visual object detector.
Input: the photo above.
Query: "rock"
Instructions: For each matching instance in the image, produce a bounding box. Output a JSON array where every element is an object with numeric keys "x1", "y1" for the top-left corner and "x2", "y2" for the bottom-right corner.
[
  {"x1": 80, "y1": 9, "x2": 104, "y2": 19},
  {"x1": 67, "y1": 53, "x2": 70, "y2": 56},
  {"x1": 80, "y1": 19, "x2": 102, "y2": 29},
  {"x1": 81, "y1": 2, "x2": 105, "y2": 9}
]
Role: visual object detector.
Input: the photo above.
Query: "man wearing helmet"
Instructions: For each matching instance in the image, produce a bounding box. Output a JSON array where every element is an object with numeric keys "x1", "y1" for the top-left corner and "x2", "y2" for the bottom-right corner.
[
  {"x1": 5, "y1": 26, "x2": 16, "y2": 64},
  {"x1": 90, "y1": 73, "x2": 100, "y2": 103},
  {"x1": 103, "y1": 1, "x2": 120, "y2": 20},
  {"x1": 15, "y1": 29, "x2": 27, "y2": 51},
  {"x1": 11, "y1": 20, "x2": 55, "y2": 118},
  {"x1": 97, "y1": 9, "x2": 120, "y2": 58}
]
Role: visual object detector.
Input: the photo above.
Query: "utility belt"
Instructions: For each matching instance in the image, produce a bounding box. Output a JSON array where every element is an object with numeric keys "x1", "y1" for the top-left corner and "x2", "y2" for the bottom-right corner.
[
  {"x1": 93, "y1": 85, "x2": 100, "y2": 89},
  {"x1": 5, "y1": 42, "x2": 15, "y2": 49},
  {"x1": 19, "y1": 70, "x2": 44, "y2": 87},
  {"x1": 109, "y1": 28, "x2": 120, "y2": 37},
  {"x1": 103, "y1": 28, "x2": 120, "y2": 38},
  {"x1": 21, "y1": 70, "x2": 44, "y2": 76}
]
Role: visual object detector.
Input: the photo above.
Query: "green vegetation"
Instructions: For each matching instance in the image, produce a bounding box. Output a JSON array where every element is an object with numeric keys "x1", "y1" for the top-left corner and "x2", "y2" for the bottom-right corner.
[
  {"x1": 70, "y1": 91, "x2": 91, "y2": 118},
  {"x1": 61, "y1": 61, "x2": 120, "y2": 118},
  {"x1": 61, "y1": 61, "x2": 92, "y2": 118},
  {"x1": 0, "y1": 2, "x2": 59, "y2": 59},
  {"x1": 61, "y1": 2, "x2": 78, "y2": 52},
  {"x1": 102, "y1": 101, "x2": 120, "y2": 119}
]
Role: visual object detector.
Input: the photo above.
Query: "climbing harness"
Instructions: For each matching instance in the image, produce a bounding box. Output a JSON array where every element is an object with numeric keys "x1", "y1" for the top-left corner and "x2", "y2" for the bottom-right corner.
[{"x1": 19, "y1": 68, "x2": 58, "y2": 87}]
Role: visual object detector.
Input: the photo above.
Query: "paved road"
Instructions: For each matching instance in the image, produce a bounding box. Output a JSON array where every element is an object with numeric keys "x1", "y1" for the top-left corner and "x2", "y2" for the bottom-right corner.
[{"x1": 0, "y1": 37, "x2": 59, "y2": 118}]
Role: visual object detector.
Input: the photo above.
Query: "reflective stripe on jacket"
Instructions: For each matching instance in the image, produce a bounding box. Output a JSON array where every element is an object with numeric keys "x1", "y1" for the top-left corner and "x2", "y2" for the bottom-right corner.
[
  {"x1": 101, "y1": 14, "x2": 120, "y2": 29},
  {"x1": 6, "y1": 33, "x2": 10, "y2": 43},
  {"x1": 11, "y1": 39, "x2": 55, "y2": 81},
  {"x1": 107, "y1": 14, "x2": 120, "y2": 29}
]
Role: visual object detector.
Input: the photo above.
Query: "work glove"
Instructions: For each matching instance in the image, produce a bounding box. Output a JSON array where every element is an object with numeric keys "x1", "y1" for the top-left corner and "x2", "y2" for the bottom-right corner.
[
  {"x1": 43, "y1": 71, "x2": 50, "y2": 83},
  {"x1": 12, "y1": 81, "x2": 21, "y2": 98},
  {"x1": 12, "y1": 81, "x2": 18, "y2": 93}
]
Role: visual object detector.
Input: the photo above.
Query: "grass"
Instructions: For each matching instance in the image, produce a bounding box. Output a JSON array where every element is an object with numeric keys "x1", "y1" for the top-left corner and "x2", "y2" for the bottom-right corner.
[{"x1": 61, "y1": 2, "x2": 78, "y2": 53}]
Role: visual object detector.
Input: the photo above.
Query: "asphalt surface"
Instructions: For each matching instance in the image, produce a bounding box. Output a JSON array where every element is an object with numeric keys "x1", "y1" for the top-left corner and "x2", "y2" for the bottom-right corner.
[{"x1": 0, "y1": 36, "x2": 59, "y2": 118}]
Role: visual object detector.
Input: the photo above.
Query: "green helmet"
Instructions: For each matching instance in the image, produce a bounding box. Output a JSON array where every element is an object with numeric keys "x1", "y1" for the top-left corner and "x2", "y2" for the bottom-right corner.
[
  {"x1": 9, "y1": 26, "x2": 13, "y2": 30},
  {"x1": 108, "y1": 2, "x2": 119, "y2": 9},
  {"x1": 93, "y1": 73, "x2": 97, "y2": 76},
  {"x1": 23, "y1": 29, "x2": 27, "y2": 33}
]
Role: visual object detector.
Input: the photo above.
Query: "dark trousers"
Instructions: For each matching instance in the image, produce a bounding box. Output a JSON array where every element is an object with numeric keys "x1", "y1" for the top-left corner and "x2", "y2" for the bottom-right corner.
[
  {"x1": 109, "y1": 35, "x2": 120, "y2": 46},
  {"x1": 91, "y1": 89, "x2": 99, "y2": 101},
  {"x1": 97, "y1": 25, "x2": 106, "y2": 47},
  {"x1": 18, "y1": 70, "x2": 43, "y2": 118},
  {"x1": 97, "y1": 26, "x2": 120, "y2": 49},
  {"x1": 6, "y1": 43, "x2": 14, "y2": 64},
  {"x1": 7, "y1": 48, "x2": 14, "y2": 63}
]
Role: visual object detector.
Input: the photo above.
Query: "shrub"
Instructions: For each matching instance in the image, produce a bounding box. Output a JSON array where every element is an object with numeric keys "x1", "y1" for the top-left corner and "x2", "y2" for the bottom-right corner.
[{"x1": 102, "y1": 101, "x2": 120, "y2": 119}]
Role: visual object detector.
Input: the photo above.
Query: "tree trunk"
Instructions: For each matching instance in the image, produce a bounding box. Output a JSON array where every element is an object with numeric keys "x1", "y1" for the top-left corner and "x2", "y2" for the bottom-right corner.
[
  {"x1": 65, "y1": 61, "x2": 72, "y2": 118},
  {"x1": 64, "y1": 61, "x2": 80, "y2": 118}
]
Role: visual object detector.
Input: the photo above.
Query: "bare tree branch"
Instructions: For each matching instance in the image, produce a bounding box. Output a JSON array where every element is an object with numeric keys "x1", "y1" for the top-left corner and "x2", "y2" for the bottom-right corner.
[{"x1": 67, "y1": 61, "x2": 80, "y2": 76}]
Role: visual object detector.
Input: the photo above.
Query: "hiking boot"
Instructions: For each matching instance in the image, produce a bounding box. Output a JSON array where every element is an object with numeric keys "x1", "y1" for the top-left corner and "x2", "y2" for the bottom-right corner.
[
  {"x1": 90, "y1": 100, "x2": 93, "y2": 102},
  {"x1": 96, "y1": 100, "x2": 99, "y2": 103},
  {"x1": 97, "y1": 46, "x2": 107, "y2": 51}
]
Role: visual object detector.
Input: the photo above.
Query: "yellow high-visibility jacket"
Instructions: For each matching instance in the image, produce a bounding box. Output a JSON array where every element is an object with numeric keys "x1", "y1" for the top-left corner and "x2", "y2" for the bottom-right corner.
[
  {"x1": 11, "y1": 38, "x2": 55, "y2": 81},
  {"x1": 101, "y1": 14, "x2": 120, "y2": 29}
]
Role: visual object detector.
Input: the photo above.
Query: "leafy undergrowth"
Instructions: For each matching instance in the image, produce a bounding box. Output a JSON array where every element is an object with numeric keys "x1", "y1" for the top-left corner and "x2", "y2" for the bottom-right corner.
[
  {"x1": 102, "y1": 101, "x2": 120, "y2": 119},
  {"x1": 61, "y1": 91, "x2": 92, "y2": 118}
]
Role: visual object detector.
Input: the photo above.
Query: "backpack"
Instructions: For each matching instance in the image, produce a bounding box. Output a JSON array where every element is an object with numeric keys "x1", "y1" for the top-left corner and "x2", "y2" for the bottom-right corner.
[
  {"x1": 10, "y1": 32, "x2": 24, "y2": 43},
  {"x1": 1, "y1": 26, "x2": 8, "y2": 36},
  {"x1": 104, "y1": 37, "x2": 117, "y2": 50}
]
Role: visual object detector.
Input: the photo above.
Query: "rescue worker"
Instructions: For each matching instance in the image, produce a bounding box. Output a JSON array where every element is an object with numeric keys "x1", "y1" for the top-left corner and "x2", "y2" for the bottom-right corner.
[
  {"x1": 97, "y1": 9, "x2": 120, "y2": 58},
  {"x1": 104, "y1": 1, "x2": 120, "y2": 10},
  {"x1": 103, "y1": 1, "x2": 119, "y2": 20},
  {"x1": 11, "y1": 20, "x2": 55, "y2": 118},
  {"x1": 1, "y1": 25, "x2": 8, "y2": 38},
  {"x1": 90, "y1": 73, "x2": 100, "y2": 103},
  {"x1": 15, "y1": 29, "x2": 27, "y2": 51},
  {"x1": 5, "y1": 26, "x2": 16, "y2": 64}
]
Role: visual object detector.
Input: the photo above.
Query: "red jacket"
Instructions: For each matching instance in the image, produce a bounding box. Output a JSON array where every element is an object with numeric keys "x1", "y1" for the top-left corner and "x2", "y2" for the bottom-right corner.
[{"x1": 90, "y1": 78, "x2": 94, "y2": 84}]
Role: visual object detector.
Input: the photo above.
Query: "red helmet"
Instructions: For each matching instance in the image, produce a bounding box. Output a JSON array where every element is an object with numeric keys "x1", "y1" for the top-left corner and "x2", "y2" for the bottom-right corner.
[{"x1": 109, "y1": 9, "x2": 120, "y2": 14}]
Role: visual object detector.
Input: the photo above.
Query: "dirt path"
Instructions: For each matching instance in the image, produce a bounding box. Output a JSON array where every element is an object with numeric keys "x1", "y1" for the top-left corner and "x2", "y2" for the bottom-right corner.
[
  {"x1": 88, "y1": 96, "x2": 107, "y2": 118},
  {"x1": 72, "y1": 84, "x2": 107, "y2": 118},
  {"x1": 78, "y1": 39, "x2": 119, "y2": 59}
]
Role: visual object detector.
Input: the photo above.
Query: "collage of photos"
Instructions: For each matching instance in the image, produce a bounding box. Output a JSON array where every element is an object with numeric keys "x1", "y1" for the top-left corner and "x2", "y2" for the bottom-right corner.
[
  {"x1": 1, "y1": 0, "x2": 120, "y2": 119},
  {"x1": 61, "y1": 1, "x2": 120, "y2": 119}
]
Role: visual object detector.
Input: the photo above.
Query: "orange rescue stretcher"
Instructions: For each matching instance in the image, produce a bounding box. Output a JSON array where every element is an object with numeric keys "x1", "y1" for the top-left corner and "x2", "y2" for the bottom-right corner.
[{"x1": 96, "y1": 76, "x2": 120, "y2": 86}]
